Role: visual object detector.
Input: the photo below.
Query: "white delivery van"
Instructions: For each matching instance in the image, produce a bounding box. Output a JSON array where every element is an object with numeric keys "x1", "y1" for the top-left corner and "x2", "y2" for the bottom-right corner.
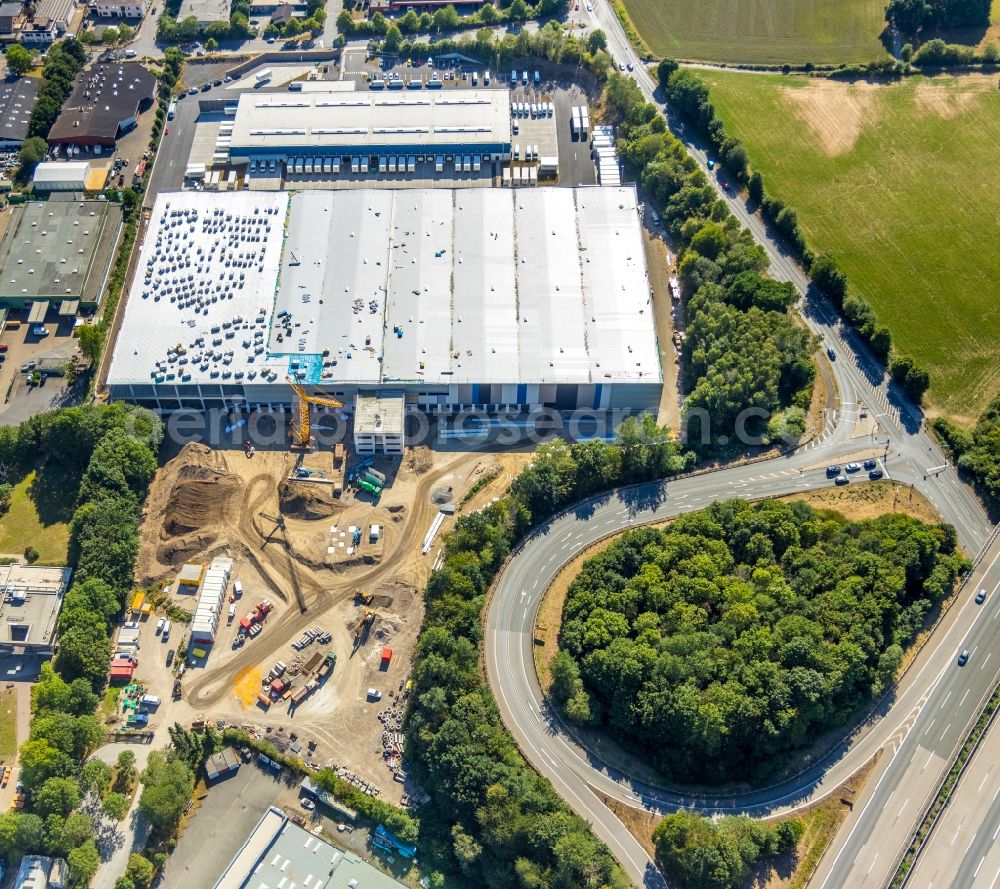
[{"x1": 161, "y1": 620, "x2": 171, "y2": 641}]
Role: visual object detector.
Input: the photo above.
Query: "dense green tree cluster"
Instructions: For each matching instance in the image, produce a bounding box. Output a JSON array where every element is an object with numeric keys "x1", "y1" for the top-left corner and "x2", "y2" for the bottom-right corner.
[
  {"x1": 653, "y1": 811, "x2": 803, "y2": 889},
  {"x1": 554, "y1": 499, "x2": 965, "y2": 782},
  {"x1": 0, "y1": 405, "x2": 162, "y2": 878},
  {"x1": 933, "y1": 394, "x2": 1000, "y2": 510},
  {"x1": 27, "y1": 39, "x2": 87, "y2": 140},
  {"x1": 406, "y1": 417, "x2": 694, "y2": 885},
  {"x1": 138, "y1": 751, "x2": 194, "y2": 835},
  {"x1": 511, "y1": 416, "x2": 693, "y2": 518},
  {"x1": 660, "y1": 68, "x2": 932, "y2": 398},
  {"x1": 602, "y1": 75, "x2": 814, "y2": 449},
  {"x1": 886, "y1": 0, "x2": 991, "y2": 34}
]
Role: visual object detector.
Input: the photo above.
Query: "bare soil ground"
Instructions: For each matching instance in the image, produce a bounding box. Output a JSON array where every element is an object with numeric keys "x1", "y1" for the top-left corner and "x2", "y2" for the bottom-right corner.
[
  {"x1": 135, "y1": 438, "x2": 526, "y2": 804},
  {"x1": 781, "y1": 79, "x2": 878, "y2": 156}
]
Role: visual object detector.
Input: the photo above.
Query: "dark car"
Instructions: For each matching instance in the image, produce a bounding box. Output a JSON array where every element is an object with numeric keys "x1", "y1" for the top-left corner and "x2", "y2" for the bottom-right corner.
[
  {"x1": 827, "y1": 347, "x2": 836, "y2": 360},
  {"x1": 958, "y1": 649, "x2": 970, "y2": 666},
  {"x1": 834, "y1": 475, "x2": 849, "y2": 486},
  {"x1": 868, "y1": 469, "x2": 884, "y2": 480},
  {"x1": 976, "y1": 588, "x2": 988, "y2": 604},
  {"x1": 826, "y1": 465, "x2": 841, "y2": 477},
  {"x1": 863, "y1": 459, "x2": 878, "y2": 470}
]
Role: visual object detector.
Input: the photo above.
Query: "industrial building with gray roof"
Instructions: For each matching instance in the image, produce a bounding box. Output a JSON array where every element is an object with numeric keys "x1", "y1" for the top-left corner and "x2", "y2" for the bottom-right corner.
[
  {"x1": 213, "y1": 807, "x2": 408, "y2": 889},
  {"x1": 227, "y1": 88, "x2": 511, "y2": 162},
  {"x1": 0, "y1": 199, "x2": 122, "y2": 309},
  {"x1": 106, "y1": 186, "x2": 662, "y2": 423}
]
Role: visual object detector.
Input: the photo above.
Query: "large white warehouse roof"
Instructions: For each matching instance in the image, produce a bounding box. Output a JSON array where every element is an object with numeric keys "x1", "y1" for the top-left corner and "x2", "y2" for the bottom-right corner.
[
  {"x1": 108, "y1": 187, "x2": 660, "y2": 390},
  {"x1": 228, "y1": 89, "x2": 511, "y2": 153}
]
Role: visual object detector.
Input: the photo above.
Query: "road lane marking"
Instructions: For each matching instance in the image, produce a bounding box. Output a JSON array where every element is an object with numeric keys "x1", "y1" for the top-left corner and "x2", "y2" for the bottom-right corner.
[
  {"x1": 940, "y1": 691, "x2": 952, "y2": 709},
  {"x1": 940, "y1": 724, "x2": 951, "y2": 741},
  {"x1": 961, "y1": 688, "x2": 971, "y2": 707},
  {"x1": 983, "y1": 652, "x2": 993, "y2": 670},
  {"x1": 867, "y1": 852, "x2": 879, "y2": 875}
]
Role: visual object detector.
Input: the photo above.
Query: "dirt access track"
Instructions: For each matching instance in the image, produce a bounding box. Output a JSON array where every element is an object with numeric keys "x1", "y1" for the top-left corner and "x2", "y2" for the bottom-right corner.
[
  {"x1": 139, "y1": 443, "x2": 497, "y2": 704},
  {"x1": 135, "y1": 440, "x2": 531, "y2": 801}
]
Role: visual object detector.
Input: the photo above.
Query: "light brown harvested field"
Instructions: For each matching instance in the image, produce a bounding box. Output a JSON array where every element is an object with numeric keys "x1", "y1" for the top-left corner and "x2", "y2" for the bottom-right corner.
[{"x1": 781, "y1": 80, "x2": 878, "y2": 156}]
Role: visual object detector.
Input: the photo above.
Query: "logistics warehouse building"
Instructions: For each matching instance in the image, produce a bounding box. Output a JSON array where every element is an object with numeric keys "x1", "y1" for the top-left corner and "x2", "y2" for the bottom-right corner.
[
  {"x1": 106, "y1": 187, "x2": 662, "y2": 430},
  {"x1": 225, "y1": 87, "x2": 512, "y2": 167}
]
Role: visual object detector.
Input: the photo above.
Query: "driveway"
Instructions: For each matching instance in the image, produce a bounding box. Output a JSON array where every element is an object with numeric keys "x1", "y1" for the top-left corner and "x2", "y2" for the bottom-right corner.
[{"x1": 89, "y1": 730, "x2": 171, "y2": 889}]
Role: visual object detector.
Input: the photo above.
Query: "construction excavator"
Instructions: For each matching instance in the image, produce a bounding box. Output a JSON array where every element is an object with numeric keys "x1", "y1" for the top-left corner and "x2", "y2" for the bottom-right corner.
[
  {"x1": 287, "y1": 378, "x2": 344, "y2": 450},
  {"x1": 352, "y1": 609, "x2": 376, "y2": 654}
]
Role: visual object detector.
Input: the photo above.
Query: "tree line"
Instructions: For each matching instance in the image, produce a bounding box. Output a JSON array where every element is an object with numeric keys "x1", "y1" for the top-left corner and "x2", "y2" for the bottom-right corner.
[
  {"x1": 363, "y1": 17, "x2": 615, "y2": 81},
  {"x1": 933, "y1": 394, "x2": 1000, "y2": 513},
  {"x1": 603, "y1": 73, "x2": 816, "y2": 451},
  {"x1": 658, "y1": 64, "x2": 933, "y2": 405},
  {"x1": 0, "y1": 404, "x2": 163, "y2": 885},
  {"x1": 27, "y1": 38, "x2": 87, "y2": 141},
  {"x1": 886, "y1": 0, "x2": 991, "y2": 37},
  {"x1": 339, "y1": 0, "x2": 564, "y2": 43},
  {"x1": 653, "y1": 811, "x2": 803, "y2": 889},
  {"x1": 550, "y1": 499, "x2": 966, "y2": 783},
  {"x1": 405, "y1": 417, "x2": 691, "y2": 887},
  {"x1": 156, "y1": 0, "x2": 252, "y2": 45}
]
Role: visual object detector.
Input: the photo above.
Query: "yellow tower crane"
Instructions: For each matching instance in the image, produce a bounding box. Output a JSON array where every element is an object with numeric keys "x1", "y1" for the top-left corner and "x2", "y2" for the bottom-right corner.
[{"x1": 287, "y1": 379, "x2": 344, "y2": 449}]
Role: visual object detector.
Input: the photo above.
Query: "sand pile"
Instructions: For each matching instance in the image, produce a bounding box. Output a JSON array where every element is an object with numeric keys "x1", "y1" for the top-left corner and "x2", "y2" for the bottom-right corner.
[
  {"x1": 278, "y1": 478, "x2": 342, "y2": 520},
  {"x1": 140, "y1": 443, "x2": 240, "y2": 572}
]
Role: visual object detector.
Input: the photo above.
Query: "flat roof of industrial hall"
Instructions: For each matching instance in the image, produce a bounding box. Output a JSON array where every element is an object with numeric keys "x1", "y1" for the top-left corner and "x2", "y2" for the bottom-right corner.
[
  {"x1": 228, "y1": 87, "x2": 511, "y2": 152},
  {"x1": 0, "y1": 77, "x2": 38, "y2": 145},
  {"x1": 0, "y1": 200, "x2": 121, "y2": 303},
  {"x1": 107, "y1": 187, "x2": 660, "y2": 389}
]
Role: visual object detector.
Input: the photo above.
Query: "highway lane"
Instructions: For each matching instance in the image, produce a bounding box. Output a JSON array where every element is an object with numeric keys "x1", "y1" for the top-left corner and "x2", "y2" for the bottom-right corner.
[
  {"x1": 482, "y1": 5, "x2": 996, "y2": 886},
  {"x1": 811, "y1": 534, "x2": 1000, "y2": 889},
  {"x1": 905, "y1": 692, "x2": 1000, "y2": 889}
]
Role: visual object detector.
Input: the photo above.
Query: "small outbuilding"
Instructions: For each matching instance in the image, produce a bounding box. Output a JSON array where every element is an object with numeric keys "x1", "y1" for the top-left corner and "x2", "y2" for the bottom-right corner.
[{"x1": 204, "y1": 747, "x2": 241, "y2": 783}]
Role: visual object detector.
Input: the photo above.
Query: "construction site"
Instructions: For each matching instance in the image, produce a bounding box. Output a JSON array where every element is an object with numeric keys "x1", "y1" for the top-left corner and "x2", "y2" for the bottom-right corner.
[{"x1": 133, "y1": 427, "x2": 530, "y2": 805}]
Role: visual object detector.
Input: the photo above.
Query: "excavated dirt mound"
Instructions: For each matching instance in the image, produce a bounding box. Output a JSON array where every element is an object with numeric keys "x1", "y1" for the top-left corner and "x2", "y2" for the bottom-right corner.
[
  {"x1": 278, "y1": 479, "x2": 343, "y2": 520},
  {"x1": 159, "y1": 446, "x2": 239, "y2": 537}
]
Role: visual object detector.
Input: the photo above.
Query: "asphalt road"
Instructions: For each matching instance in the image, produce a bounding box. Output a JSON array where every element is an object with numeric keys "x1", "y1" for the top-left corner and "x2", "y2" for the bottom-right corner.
[
  {"x1": 482, "y1": 4, "x2": 998, "y2": 888},
  {"x1": 906, "y1": 703, "x2": 1000, "y2": 889}
]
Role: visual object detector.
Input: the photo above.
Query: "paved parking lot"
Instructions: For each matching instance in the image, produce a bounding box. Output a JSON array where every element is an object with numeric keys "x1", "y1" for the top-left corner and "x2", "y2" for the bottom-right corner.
[
  {"x1": 158, "y1": 764, "x2": 296, "y2": 889},
  {"x1": 0, "y1": 312, "x2": 82, "y2": 426}
]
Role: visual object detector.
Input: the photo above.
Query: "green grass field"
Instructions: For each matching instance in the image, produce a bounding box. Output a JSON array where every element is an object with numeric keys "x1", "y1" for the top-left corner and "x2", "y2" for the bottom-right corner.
[
  {"x1": 0, "y1": 689, "x2": 17, "y2": 762},
  {"x1": 620, "y1": 0, "x2": 888, "y2": 65},
  {"x1": 699, "y1": 70, "x2": 1000, "y2": 423},
  {"x1": 0, "y1": 469, "x2": 73, "y2": 564}
]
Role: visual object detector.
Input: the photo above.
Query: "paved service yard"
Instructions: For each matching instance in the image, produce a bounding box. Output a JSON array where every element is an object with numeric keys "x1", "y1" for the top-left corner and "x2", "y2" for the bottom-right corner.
[
  {"x1": 0, "y1": 315, "x2": 82, "y2": 426},
  {"x1": 159, "y1": 764, "x2": 292, "y2": 889}
]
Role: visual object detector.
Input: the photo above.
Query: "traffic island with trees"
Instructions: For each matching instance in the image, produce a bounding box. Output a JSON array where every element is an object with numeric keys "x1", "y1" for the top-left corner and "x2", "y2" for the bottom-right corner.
[{"x1": 549, "y1": 498, "x2": 967, "y2": 785}]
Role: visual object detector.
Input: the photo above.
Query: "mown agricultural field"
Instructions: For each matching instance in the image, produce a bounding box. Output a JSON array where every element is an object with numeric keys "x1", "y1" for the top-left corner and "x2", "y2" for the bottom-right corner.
[
  {"x1": 699, "y1": 70, "x2": 1000, "y2": 423},
  {"x1": 620, "y1": 0, "x2": 887, "y2": 65}
]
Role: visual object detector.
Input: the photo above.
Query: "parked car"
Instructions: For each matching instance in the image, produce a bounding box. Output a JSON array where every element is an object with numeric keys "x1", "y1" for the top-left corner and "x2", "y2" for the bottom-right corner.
[
  {"x1": 863, "y1": 459, "x2": 878, "y2": 470},
  {"x1": 868, "y1": 469, "x2": 884, "y2": 480},
  {"x1": 0, "y1": 343, "x2": 7, "y2": 352},
  {"x1": 826, "y1": 465, "x2": 840, "y2": 477},
  {"x1": 845, "y1": 462, "x2": 861, "y2": 473},
  {"x1": 31, "y1": 325, "x2": 48, "y2": 337},
  {"x1": 300, "y1": 797, "x2": 316, "y2": 810},
  {"x1": 155, "y1": 618, "x2": 165, "y2": 634}
]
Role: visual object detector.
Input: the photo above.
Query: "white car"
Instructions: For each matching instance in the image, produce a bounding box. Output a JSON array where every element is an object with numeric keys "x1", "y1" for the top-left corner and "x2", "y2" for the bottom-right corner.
[
  {"x1": 155, "y1": 618, "x2": 165, "y2": 634},
  {"x1": 586, "y1": 2, "x2": 592, "y2": 9},
  {"x1": 300, "y1": 797, "x2": 316, "y2": 810}
]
